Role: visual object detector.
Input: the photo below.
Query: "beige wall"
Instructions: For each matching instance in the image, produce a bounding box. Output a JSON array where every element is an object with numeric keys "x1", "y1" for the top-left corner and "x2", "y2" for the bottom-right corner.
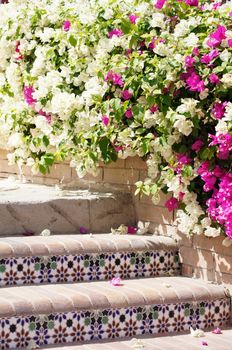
[{"x1": 1, "y1": 148, "x2": 232, "y2": 284}]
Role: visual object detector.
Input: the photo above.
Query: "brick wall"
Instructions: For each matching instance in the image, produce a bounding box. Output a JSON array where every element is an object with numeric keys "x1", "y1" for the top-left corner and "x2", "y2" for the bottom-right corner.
[
  {"x1": 180, "y1": 235, "x2": 232, "y2": 285},
  {"x1": 1, "y1": 148, "x2": 232, "y2": 285}
]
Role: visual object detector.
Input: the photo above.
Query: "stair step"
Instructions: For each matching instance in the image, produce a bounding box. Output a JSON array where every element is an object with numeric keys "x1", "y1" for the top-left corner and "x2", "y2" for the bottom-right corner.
[
  {"x1": 36, "y1": 328, "x2": 232, "y2": 350},
  {"x1": 0, "y1": 181, "x2": 136, "y2": 235},
  {"x1": 0, "y1": 277, "x2": 230, "y2": 349},
  {"x1": 0, "y1": 234, "x2": 180, "y2": 286}
]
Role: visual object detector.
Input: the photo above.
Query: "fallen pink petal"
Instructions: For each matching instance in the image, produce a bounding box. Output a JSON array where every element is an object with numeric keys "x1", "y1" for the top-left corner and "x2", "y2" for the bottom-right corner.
[
  {"x1": 212, "y1": 327, "x2": 222, "y2": 334},
  {"x1": 110, "y1": 277, "x2": 122, "y2": 286},
  {"x1": 80, "y1": 226, "x2": 88, "y2": 234},
  {"x1": 127, "y1": 226, "x2": 137, "y2": 234},
  {"x1": 22, "y1": 232, "x2": 35, "y2": 236},
  {"x1": 201, "y1": 341, "x2": 208, "y2": 346}
]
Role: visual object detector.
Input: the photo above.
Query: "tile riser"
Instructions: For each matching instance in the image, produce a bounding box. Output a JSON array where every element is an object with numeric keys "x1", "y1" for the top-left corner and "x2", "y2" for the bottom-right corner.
[
  {"x1": 0, "y1": 250, "x2": 180, "y2": 287},
  {"x1": 0, "y1": 299, "x2": 230, "y2": 349}
]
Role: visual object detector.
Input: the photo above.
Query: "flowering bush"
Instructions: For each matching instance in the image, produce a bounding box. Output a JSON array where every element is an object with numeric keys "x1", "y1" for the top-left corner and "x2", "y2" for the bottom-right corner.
[{"x1": 0, "y1": 0, "x2": 232, "y2": 240}]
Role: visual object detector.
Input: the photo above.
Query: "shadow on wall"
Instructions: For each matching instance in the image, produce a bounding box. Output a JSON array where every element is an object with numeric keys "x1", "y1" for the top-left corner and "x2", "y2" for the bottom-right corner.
[{"x1": 179, "y1": 232, "x2": 232, "y2": 285}]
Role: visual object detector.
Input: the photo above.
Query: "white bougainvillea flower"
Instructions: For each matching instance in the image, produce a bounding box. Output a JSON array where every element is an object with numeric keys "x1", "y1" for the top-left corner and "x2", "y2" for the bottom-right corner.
[
  {"x1": 130, "y1": 338, "x2": 145, "y2": 349},
  {"x1": 40, "y1": 229, "x2": 51, "y2": 236},
  {"x1": 222, "y1": 238, "x2": 232, "y2": 247},
  {"x1": 190, "y1": 327, "x2": 205, "y2": 338},
  {"x1": 137, "y1": 221, "x2": 150, "y2": 235}
]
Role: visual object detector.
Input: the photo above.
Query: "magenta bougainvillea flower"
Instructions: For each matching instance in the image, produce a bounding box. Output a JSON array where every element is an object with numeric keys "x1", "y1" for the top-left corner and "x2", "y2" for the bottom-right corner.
[
  {"x1": 127, "y1": 226, "x2": 137, "y2": 234},
  {"x1": 122, "y1": 90, "x2": 132, "y2": 100},
  {"x1": 108, "y1": 29, "x2": 123, "y2": 38},
  {"x1": 191, "y1": 140, "x2": 204, "y2": 152},
  {"x1": 207, "y1": 25, "x2": 226, "y2": 48},
  {"x1": 165, "y1": 198, "x2": 179, "y2": 212},
  {"x1": 24, "y1": 86, "x2": 37, "y2": 106},
  {"x1": 104, "y1": 71, "x2": 124, "y2": 87},
  {"x1": 212, "y1": 102, "x2": 227, "y2": 119},
  {"x1": 154, "y1": 0, "x2": 167, "y2": 10},
  {"x1": 101, "y1": 115, "x2": 109, "y2": 126},
  {"x1": 185, "y1": 0, "x2": 199, "y2": 6},
  {"x1": 185, "y1": 71, "x2": 205, "y2": 92},
  {"x1": 125, "y1": 108, "x2": 133, "y2": 119},
  {"x1": 129, "y1": 14, "x2": 139, "y2": 24},
  {"x1": 209, "y1": 73, "x2": 220, "y2": 85},
  {"x1": 63, "y1": 20, "x2": 71, "y2": 31},
  {"x1": 201, "y1": 49, "x2": 220, "y2": 65}
]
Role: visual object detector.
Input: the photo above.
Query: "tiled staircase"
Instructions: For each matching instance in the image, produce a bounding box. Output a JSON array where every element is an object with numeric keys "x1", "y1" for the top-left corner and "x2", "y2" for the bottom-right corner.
[{"x1": 0, "y1": 182, "x2": 231, "y2": 350}]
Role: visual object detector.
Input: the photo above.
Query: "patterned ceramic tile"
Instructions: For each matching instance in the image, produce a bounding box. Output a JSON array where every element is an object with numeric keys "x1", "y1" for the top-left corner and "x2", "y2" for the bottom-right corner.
[
  {"x1": 0, "y1": 250, "x2": 180, "y2": 286},
  {"x1": 0, "y1": 299, "x2": 230, "y2": 349}
]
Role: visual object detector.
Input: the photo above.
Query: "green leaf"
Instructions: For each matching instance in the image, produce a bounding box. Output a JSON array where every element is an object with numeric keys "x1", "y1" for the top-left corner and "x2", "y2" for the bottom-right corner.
[
  {"x1": 120, "y1": 19, "x2": 131, "y2": 34},
  {"x1": 182, "y1": 165, "x2": 193, "y2": 178},
  {"x1": 151, "y1": 184, "x2": 158, "y2": 195},
  {"x1": 99, "y1": 137, "x2": 109, "y2": 159},
  {"x1": 43, "y1": 135, "x2": 49, "y2": 147},
  {"x1": 39, "y1": 164, "x2": 47, "y2": 175},
  {"x1": 89, "y1": 152, "x2": 98, "y2": 162},
  {"x1": 199, "y1": 148, "x2": 215, "y2": 161},
  {"x1": 69, "y1": 35, "x2": 77, "y2": 47},
  {"x1": 43, "y1": 154, "x2": 55, "y2": 166},
  {"x1": 142, "y1": 185, "x2": 150, "y2": 196}
]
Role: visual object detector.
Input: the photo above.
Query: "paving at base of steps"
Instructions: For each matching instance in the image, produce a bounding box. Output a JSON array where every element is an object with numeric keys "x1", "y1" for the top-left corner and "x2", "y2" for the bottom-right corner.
[{"x1": 34, "y1": 328, "x2": 232, "y2": 350}]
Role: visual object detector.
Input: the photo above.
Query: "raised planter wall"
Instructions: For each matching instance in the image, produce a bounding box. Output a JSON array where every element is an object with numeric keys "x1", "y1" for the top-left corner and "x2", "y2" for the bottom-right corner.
[{"x1": 1, "y1": 148, "x2": 232, "y2": 285}]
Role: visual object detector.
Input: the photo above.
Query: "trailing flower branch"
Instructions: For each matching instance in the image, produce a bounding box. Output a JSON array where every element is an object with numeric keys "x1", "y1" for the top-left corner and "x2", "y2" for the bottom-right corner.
[{"x1": 0, "y1": 0, "x2": 231, "y2": 240}]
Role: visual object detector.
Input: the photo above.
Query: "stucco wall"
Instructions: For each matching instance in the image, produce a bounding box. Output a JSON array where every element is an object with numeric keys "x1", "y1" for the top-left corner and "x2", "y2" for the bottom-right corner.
[{"x1": 1, "y1": 148, "x2": 232, "y2": 285}]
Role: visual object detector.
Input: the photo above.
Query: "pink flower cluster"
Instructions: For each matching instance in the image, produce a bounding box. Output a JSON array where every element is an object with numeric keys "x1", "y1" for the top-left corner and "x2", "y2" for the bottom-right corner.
[
  {"x1": 209, "y1": 73, "x2": 220, "y2": 85},
  {"x1": 104, "y1": 71, "x2": 124, "y2": 87},
  {"x1": 154, "y1": 0, "x2": 167, "y2": 10},
  {"x1": 212, "y1": 102, "x2": 227, "y2": 119},
  {"x1": 108, "y1": 29, "x2": 123, "y2": 38},
  {"x1": 197, "y1": 158, "x2": 232, "y2": 239},
  {"x1": 185, "y1": 0, "x2": 199, "y2": 6},
  {"x1": 198, "y1": 161, "x2": 217, "y2": 192},
  {"x1": 207, "y1": 25, "x2": 226, "y2": 48},
  {"x1": 181, "y1": 68, "x2": 205, "y2": 92},
  {"x1": 186, "y1": 70, "x2": 205, "y2": 92},
  {"x1": 207, "y1": 173, "x2": 232, "y2": 239},
  {"x1": 201, "y1": 49, "x2": 219, "y2": 65},
  {"x1": 209, "y1": 133, "x2": 232, "y2": 160}
]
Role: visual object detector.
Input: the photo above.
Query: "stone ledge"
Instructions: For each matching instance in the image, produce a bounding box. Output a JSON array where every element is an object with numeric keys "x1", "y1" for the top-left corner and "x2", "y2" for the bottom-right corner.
[
  {"x1": 0, "y1": 276, "x2": 228, "y2": 317},
  {"x1": 0, "y1": 234, "x2": 179, "y2": 258},
  {"x1": 0, "y1": 180, "x2": 136, "y2": 235}
]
